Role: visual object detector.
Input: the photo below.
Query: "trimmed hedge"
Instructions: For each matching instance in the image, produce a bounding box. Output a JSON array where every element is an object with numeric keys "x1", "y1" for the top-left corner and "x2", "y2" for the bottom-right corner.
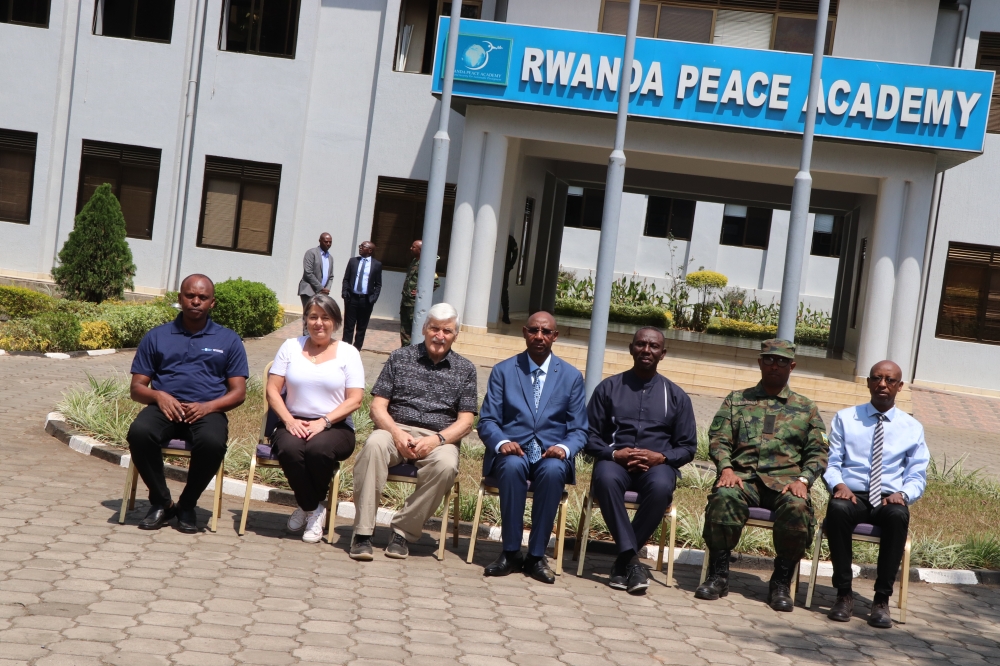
[
  {"x1": 0, "y1": 319, "x2": 51, "y2": 352},
  {"x1": 212, "y1": 279, "x2": 281, "y2": 338},
  {"x1": 554, "y1": 297, "x2": 674, "y2": 329},
  {"x1": 97, "y1": 304, "x2": 176, "y2": 348},
  {"x1": 706, "y1": 317, "x2": 829, "y2": 347},
  {"x1": 34, "y1": 311, "x2": 83, "y2": 352},
  {"x1": 0, "y1": 286, "x2": 53, "y2": 319},
  {"x1": 80, "y1": 321, "x2": 116, "y2": 350}
]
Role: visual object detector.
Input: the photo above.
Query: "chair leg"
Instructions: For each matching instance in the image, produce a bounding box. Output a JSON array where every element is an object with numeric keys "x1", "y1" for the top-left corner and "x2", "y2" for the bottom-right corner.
[
  {"x1": 699, "y1": 548, "x2": 710, "y2": 585},
  {"x1": 238, "y1": 456, "x2": 257, "y2": 536},
  {"x1": 666, "y1": 506, "x2": 677, "y2": 584},
  {"x1": 128, "y1": 465, "x2": 139, "y2": 510},
  {"x1": 119, "y1": 459, "x2": 137, "y2": 525},
  {"x1": 452, "y1": 481, "x2": 460, "y2": 548},
  {"x1": 805, "y1": 524, "x2": 824, "y2": 609},
  {"x1": 656, "y1": 511, "x2": 668, "y2": 573},
  {"x1": 554, "y1": 495, "x2": 567, "y2": 576},
  {"x1": 899, "y1": 535, "x2": 911, "y2": 624},
  {"x1": 437, "y1": 484, "x2": 453, "y2": 562},
  {"x1": 792, "y1": 559, "x2": 800, "y2": 604},
  {"x1": 573, "y1": 494, "x2": 588, "y2": 562},
  {"x1": 325, "y1": 467, "x2": 341, "y2": 544},
  {"x1": 466, "y1": 484, "x2": 486, "y2": 564},
  {"x1": 210, "y1": 462, "x2": 224, "y2": 533},
  {"x1": 575, "y1": 493, "x2": 595, "y2": 577}
]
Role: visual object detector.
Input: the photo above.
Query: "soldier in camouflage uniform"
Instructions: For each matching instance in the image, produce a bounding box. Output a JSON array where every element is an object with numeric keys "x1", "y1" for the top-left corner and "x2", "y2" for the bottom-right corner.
[
  {"x1": 695, "y1": 339, "x2": 828, "y2": 612},
  {"x1": 399, "y1": 240, "x2": 439, "y2": 346}
]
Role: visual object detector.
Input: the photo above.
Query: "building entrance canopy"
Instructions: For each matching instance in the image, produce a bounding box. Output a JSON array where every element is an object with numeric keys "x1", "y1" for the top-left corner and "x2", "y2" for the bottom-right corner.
[{"x1": 432, "y1": 18, "x2": 993, "y2": 155}]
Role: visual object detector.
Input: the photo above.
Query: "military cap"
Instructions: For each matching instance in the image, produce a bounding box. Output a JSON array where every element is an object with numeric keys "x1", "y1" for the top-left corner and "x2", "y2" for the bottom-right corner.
[{"x1": 760, "y1": 338, "x2": 795, "y2": 359}]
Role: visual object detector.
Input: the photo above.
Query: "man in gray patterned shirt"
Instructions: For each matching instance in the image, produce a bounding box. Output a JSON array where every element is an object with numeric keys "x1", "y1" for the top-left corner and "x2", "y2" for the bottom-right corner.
[{"x1": 349, "y1": 302, "x2": 479, "y2": 561}]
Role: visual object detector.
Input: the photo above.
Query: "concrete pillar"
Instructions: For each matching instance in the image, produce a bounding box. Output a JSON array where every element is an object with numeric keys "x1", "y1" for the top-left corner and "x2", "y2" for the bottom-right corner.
[
  {"x1": 463, "y1": 132, "x2": 509, "y2": 331},
  {"x1": 442, "y1": 125, "x2": 486, "y2": 322},
  {"x1": 888, "y1": 177, "x2": 933, "y2": 379},
  {"x1": 856, "y1": 177, "x2": 906, "y2": 378}
]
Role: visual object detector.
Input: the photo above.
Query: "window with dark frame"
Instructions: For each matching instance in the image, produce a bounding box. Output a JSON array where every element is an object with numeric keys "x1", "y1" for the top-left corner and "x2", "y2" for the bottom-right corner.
[
  {"x1": 563, "y1": 187, "x2": 605, "y2": 230},
  {"x1": 76, "y1": 140, "x2": 161, "y2": 240},
  {"x1": 0, "y1": 129, "x2": 37, "y2": 224},
  {"x1": 1, "y1": 0, "x2": 50, "y2": 27},
  {"x1": 810, "y1": 213, "x2": 843, "y2": 257},
  {"x1": 94, "y1": 0, "x2": 174, "y2": 42},
  {"x1": 719, "y1": 205, "x2": 771, "y2": 249},
  {"x1": 197, "y1": 157, "x2": 280, "y2": 255},
  {"x1": 936, "y1": 243, "x2": 1000, "y2": 344},
  {"x1": 599, "y1": 0, "x2": 837, "y2": 54},
  {"x1": 220, "y1": 0, "x2": 301, "y2": 58},
  {"x1": 394, "y1": 0, "x2": 481, "y2": 74},
  {"x1": 370, "y1": 176, "x2": 455, "y2": 274},
  {"x1": 644, "y1": 196, "x2": 695, "y2": 240},
  {"x1": 975, "y1": 32, "x2": 1000, "y2": 134}
]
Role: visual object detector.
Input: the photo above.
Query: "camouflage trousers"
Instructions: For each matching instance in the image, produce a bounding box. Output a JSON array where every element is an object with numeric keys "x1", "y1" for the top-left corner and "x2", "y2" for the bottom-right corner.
[
  {"x1": 399, "y1": 304, "x2": 414, "y2": 346},
  {"x1": 702, "y1": 477, "x2": 815, "y2": 561}
]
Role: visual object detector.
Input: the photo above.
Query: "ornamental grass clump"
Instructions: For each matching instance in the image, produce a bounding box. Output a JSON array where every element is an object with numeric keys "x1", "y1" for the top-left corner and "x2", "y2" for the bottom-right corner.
[{"x1": 51, "y1": 183, "x2": 136, "y2": 303}]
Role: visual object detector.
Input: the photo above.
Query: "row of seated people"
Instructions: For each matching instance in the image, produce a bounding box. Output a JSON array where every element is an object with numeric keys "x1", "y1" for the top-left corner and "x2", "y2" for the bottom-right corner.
[{"x1": 124, "y1": 274, "x2": 929, "y2": 630}]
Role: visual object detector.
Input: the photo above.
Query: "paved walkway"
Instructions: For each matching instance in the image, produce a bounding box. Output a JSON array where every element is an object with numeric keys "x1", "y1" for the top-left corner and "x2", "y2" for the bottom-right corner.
[{"x1": 2, "y1": 327, "x2": 1000, "y2": 664}]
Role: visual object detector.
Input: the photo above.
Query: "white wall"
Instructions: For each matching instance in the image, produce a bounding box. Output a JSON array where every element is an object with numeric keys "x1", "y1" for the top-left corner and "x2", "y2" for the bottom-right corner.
[
  {"x1": 833, "y1": 0, "x2": 939, "y2": 65},
  {"x1": 505, "y1": 0, "x2": 601, "y2": 31}
]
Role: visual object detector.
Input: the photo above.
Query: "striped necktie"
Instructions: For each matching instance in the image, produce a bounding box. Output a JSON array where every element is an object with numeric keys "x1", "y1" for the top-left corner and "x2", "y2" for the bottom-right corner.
[{"x1": 870, "y1": 413, "x2": 886, "y2": 507}]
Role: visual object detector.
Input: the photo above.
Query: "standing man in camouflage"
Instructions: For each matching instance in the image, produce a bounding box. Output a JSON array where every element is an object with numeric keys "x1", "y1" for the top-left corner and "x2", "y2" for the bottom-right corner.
[
  {"x1": 399, "y1": 240, "x2": 439, "y2": 346},
  {"x1": 696, "y1": 339, "x2": 828, "y2": 612}
]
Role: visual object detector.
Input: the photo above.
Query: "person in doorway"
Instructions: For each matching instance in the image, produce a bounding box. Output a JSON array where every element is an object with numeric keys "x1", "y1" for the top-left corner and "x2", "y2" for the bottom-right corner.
[
  {"x1": 477, "y1": 311, "x2": 588, "y2": 584},
  {"x1": 696, "y1": 339, "x2": 828, "y2": 612},
  {"x1": 349, "y1": 302, "x2": 477, "y2": 561},
  {"x1": 299, "y1": 232, "x2": 334, "y2": 312},
  {"x1": 399, "y1": 240, "x2": 439, "y2": 346},
  {"x1": 266, "y1": 295, "x2": 365, "y2": 543},
  {"x1": 341, "y1": 241, "x2": 382, "y2": 350},
  {"x1": 823, "y1": 360, "x2": 928, "y2": 629},
  {"x1": 585, "y1": 327, "x2": 698, "y2": 594},
  {"x1": 500, "y1": 235, "x2": 518, "y2": 325},
  {"x1": 125, "y1": 274, "x2": 248, "y2": 533}
]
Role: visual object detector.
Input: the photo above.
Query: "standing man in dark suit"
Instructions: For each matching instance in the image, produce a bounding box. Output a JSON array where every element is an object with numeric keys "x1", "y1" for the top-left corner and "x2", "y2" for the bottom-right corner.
[
  {"x1": 477, "y1": 311, "x2": 588, "y2": 584},
  {"x1": 298, "y1": 233, "x2": 334, "y2": 311},
  {"x1": 342, "y1": 240, "x2": 383, "y2": 350}
]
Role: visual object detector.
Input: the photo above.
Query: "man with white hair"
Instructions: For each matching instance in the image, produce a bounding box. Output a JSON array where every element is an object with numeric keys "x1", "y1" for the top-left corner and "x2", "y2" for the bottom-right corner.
[{"x1": 349, "y1": 303, "x2": 479, "y2": 560}]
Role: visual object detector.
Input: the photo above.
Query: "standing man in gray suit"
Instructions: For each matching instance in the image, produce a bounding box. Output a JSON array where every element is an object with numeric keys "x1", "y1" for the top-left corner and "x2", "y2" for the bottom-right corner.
[{"x1": 298, "y1": 233, "x2": 334, "y2": 310}]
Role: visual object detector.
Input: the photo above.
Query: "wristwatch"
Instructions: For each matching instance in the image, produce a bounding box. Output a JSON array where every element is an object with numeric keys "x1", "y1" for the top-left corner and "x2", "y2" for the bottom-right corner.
[
  {"x1": 797, "y1": 476, "x2": 809, "y2": 486},
  {"x1": 322, "y1": 416, "x2": 332, "y2": 430},
  {"x1": 436, "y1": 433, "x2": 447, "y2": 445}
]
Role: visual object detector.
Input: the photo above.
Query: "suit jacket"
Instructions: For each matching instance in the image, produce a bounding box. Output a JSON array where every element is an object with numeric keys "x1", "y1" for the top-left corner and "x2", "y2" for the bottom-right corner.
[
  {"x1": 341, "y1": 255, "x2": 383, "y2": 306},
  {"x1": 477, "y1": 352, "x2": 588, "y2": 483},
  {"x1": 298, "y1": 246, "x2": 334, "y2": 297}
]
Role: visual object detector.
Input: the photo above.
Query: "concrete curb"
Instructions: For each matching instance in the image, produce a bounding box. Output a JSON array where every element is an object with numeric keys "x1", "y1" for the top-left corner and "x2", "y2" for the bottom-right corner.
[
  {"x1": 2, "y1": 348, "x2": 124, "y2": 358},
  {"x1": 43, "y1": 413, "x2": 999, "y2": 584}
]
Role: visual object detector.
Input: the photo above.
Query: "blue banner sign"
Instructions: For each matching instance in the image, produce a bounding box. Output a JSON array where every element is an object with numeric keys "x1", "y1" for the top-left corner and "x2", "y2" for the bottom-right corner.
[{"x1": 432, "y1": 18, "x2": 993, "y2": 153}]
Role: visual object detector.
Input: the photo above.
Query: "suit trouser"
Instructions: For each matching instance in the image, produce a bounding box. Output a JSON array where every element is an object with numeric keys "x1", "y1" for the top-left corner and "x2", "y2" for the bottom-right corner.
[
  {"x1": 351, "y1": 426, "x2": 459, "y2": 542},
  {"x1": 126, "y1": 405, "x2": 228, "y2": 510},
  {"x1": 399, "y1": 305, "x2": 414, "y2": 346},
  {"x1": 491, "y1": 453, "x2": 572, "y2": 558},
  {"x1": 826, "y1": 491, "x2": 909, "y2": 597},
  {"x1": 272, "y1": 421, "x2": 356, "y2": 512},
  {"x1": 592, "y1": 460, "x2": 676, "y2": 554},
  {"x1": 343, "y1": 295, "x2": 374, "y2": 349}
]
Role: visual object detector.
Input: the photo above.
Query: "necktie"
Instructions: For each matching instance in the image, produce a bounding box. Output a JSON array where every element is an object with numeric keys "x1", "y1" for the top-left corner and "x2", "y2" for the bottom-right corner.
[
  {"x1": 523, "y1": 368, "x2": 543, "y2": 464},
  {"x1": 355, "y1": 258, "x2": 367, "y2": 294},
  {"x1": 870, "y1": 413, "x2": 885, "y2": 507}
]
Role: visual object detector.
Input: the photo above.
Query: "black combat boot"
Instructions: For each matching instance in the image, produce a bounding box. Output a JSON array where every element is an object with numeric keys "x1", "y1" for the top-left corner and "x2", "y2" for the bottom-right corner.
[
  {"x1": 767, "y1": 557, "x2": 796, "y2": 612},
  {"x1": 694, "y1": 550, "x2": 730, "y2": 600}
]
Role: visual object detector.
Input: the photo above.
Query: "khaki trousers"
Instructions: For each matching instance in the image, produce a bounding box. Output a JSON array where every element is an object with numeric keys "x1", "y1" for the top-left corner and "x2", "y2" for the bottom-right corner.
[{"x1": 351, "y1": 426, "x2": 459, "y2": 542}]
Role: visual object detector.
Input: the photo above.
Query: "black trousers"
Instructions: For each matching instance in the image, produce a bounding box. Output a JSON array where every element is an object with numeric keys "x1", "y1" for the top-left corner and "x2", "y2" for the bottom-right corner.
[
  {"x1": 343, "y1": 294, "x2": 374, "y2": 350},
  {"x1": 826, "y1": 490, "x2": 910, "y2": 597},
  {"x1": 126, "y1": 405, "x2": 228, "y2": 510},
  {"x1": 271, "y1": 421, "x2": 356, "y2": 511},
  {"x1": 592, "y1": 460, "x2": 676, "y2": 554}
]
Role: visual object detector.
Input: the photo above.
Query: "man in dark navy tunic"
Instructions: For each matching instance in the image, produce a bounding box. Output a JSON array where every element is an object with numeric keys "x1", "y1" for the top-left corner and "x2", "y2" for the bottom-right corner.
[
  {"x1": 126, "y1": 274, "x2": 249, "y2": 533},
  {"x1": 585, "y1": 327, "x2": 697, "y2": 593}
]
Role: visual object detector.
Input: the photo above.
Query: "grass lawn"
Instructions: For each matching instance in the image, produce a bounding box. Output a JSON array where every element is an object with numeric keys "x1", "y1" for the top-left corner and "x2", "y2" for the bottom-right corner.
[{"x1": 59, "y1": 372, "x2": 1000, "y2": 569}]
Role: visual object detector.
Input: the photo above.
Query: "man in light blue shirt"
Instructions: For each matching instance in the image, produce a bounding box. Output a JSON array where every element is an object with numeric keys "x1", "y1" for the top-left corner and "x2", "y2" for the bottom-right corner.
[{"x1": 823, "y1": 360, "x2": 929, "y2": 629}]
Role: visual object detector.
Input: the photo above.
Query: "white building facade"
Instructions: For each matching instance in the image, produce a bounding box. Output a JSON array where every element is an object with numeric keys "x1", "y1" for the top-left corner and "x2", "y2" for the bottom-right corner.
[{"x1": 3, "y1": 0, "x2": 1000, "y2": 395}]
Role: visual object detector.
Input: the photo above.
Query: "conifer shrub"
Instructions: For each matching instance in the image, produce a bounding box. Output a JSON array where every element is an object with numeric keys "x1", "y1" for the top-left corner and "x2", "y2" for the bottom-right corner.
[
  {"x1": 51, "y1": 183, "x2": 136, "y2": 303},
  {"x1": 212, "y1": 279, "x2": 281, "y2": 338}
]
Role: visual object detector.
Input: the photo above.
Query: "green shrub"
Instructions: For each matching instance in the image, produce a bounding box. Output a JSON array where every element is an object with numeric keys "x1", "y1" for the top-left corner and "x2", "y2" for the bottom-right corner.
[
  {"x1": 51, "y1": 183, "x2": 136, "y2": 303},
  {"x1": 685, "y1": 270, "x2": 728, "y2": 290},
  {"x1": 0, "y1": 286, "x2": 54, "y2": 318},
  {"x1": 79, "y1": 321, "x2": 116, "y2": 350},
  {"x1": 212, "y1": 279, "x2": 281, "y2": 338},
  {"x1": 554, "y1": 297, "x2": 592, "y2": 319},
  {"x1": 0, "y1": 319, "x2": 51, "y2": 351},
  {"x1": 554, "y1": 297, "x2": 673, "y2": 329},
  {"x1": 54, "y1": 298, "x2": 102, "y2": 320},
  {"x1": 795, "y1": 325, "x2": 829, "y2": 347},
  {"x1": 98, "y1": 304, "x2": 176, "y2": 348},
  {"x1": 706, "y1": 318, "x2": 829, "y2": 347},
  {"x1": 32, "y1": 311, "x2": 83, "y2": 352}
]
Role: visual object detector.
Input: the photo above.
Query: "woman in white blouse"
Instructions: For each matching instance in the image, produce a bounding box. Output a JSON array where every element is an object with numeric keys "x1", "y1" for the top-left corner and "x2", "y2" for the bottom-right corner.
[{"x1": 267, "y1": 294, "x2": 365, "y2": 543}]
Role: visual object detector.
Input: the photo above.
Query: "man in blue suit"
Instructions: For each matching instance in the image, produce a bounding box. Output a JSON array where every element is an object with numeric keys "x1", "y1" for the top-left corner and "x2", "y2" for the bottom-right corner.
[{"x1": 478, "y1": 311, "x2": 588, "y2": 584}]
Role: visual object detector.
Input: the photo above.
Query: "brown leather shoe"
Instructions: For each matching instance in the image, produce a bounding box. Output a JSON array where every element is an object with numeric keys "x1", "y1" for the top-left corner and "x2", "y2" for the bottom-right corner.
[
  {"x1": 828, "y1": 593, "x2": 854, "y2": 622},
  {"x1": 868, "y1": 601, "x2": 893, "y2": 628}
]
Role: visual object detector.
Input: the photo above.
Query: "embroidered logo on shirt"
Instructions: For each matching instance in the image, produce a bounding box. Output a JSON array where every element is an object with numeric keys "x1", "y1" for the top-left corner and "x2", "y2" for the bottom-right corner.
[{"x1": 202, "y1": 348, "x2": 225, "y2": 354}]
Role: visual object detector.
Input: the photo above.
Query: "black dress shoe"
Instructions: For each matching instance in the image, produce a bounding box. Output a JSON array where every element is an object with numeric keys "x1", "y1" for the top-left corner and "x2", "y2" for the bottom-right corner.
[
  {"x1": 484, "y1": 551, "x2": 524, "y2": 577},
  {"x1": 137, "y1": 504, "x2": 175, "y2": 530},
  {"x1": 176, "y1": 507, "x2": 198, "y2": 534},
  {"x1": 767, "y1": 581, "x2": 794, "y2": 612},
  {"x1": 868, "y1": 601, "x2": 893, "y2": 628},
  {"x1": 626, "y1": 563, "x2": 649, "y2": 595},
  {"x1": 828, "y1": 593, "x2": 854, "y2": 622},
  {"x1": 524, "y1": 556, "x2": 556, "y2": 584},
  {"x1": 609, "y1": 561, "x2": 628, "y2": 590}
]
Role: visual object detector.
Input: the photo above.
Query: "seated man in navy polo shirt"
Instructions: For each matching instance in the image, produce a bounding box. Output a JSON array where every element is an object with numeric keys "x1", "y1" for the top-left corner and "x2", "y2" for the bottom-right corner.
[{"x1": 126, "y1": 274, "x2": 249, "y2": 533}]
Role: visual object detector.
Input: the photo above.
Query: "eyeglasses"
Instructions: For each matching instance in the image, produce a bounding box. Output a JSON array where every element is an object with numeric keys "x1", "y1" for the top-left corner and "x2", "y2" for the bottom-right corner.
[
  {"x1": 525, "y1": 327, "x2": 556, "y2": 337},
  {"x1": 760, "y1": 356, "x2": 791, "y2": 367},
  {"x1": 867, "y1": 375, "x2": 901, "y2": 387}
]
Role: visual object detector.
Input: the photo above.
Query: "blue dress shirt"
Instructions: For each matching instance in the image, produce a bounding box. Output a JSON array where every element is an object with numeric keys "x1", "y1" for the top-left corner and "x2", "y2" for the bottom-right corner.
[
  {"x1": 320, "y1": 250, "x2": 331, "y2": 289},
  {"x1": 353, "y1": 256, "x2": 371, "y2": 294},
  {"x1": 494, "y1": 354, "x2": 569, "y2": 457},
  {"x1": 823, "y1": 402, "x2": 930, "y2": 504}
]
